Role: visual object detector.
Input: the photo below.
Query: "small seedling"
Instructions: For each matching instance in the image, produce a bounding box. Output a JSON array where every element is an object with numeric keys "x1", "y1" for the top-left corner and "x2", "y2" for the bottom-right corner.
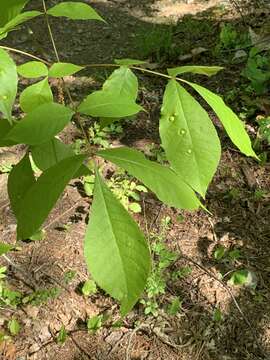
[
  {"x1": 167, "y1": 297, "x2": 182, "y2": 316},
  {"x1": 81, "y1": 279, "x2": 97, "y2": 296},
  {"x1": 63, "y1": 270, "x2": 77, "y2": 284},
  {"x1": 87, "y1": 315, "x2": 103, "y2": 333},
  {"x1": 57, "y1": 324, "x2": 67, "y2": 345},
  {"x1": 213, "y1": 308, "x2": 223, "y2": 322},
  {"x1": 8, "y1": 319, "x2": 21, "y2": 336}
]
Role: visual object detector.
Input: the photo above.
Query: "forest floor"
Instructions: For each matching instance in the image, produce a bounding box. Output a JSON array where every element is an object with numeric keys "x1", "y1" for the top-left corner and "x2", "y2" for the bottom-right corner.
[{"x1": 1, "y1": 0, "x2": 270, "y2": 359}]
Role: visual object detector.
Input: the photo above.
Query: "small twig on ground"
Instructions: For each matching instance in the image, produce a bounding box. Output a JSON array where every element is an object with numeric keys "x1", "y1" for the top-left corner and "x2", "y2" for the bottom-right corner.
[
  {"x1": 125, "y1": 324, "x2": 144, "y2": 360},
  {"x1": 70, "y1": 333, "x2": 92, "y2": 359}
]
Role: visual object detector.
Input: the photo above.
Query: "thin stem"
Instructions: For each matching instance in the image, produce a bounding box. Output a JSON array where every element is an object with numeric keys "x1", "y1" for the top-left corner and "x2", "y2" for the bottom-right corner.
[
  {"x1": 42, "y1": 0, "x2": 60, "y2": 62},
  {"x1": 0, "y1": 45, "x2": 50, "y2": 64}
]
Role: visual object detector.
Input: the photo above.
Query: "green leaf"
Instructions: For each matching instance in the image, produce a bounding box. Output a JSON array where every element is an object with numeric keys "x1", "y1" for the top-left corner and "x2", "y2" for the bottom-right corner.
[
  {"x1": 17, "y1": 61, "x2": 48, "y2": 78},
  {"x1": 57, "y1": 325, "x2": 67, "y2": 345},
  {"x1": 0, "y1": 243, "x2": 14, "y2": 256},
  {"x1": 5, "y1": 103, "x2": 74, "y2": 145},
  {"x1": 214, "y1": 246, "x2": 226, "y2": 261},
  {"x1": 98, "y1": 147, "x2": 201, "y2": 210},
  {"x1": 31, "y1": 137, "x2": 89, "y2": 177},
  {"x1": 8, "y1": 319, "x2": 21, "y2": 336},
  {"x1": 167, "y1": 297, "x2": 182, "y2": 316},
  {"x1": 0, "y1": 11, "x2": 43, "y2": 40},
  {"x1": 213, "y1": 308, "x2": 223, "y2": 322},
  {"x1": 79, "y1": 91, "x2": 142, "y2": 118},
  {"x1": 0, "y1": 49, "x2": 18, "y2": 122},
  {"x1": 103, "y1": 67, "x2": 138, "y2": 100},
  {"x1": 48, "y1": 62, "x2": 84, "y2": 78},
  {"x1": 47, "y1": 2, "x2": 105, "y2": 22},
  {"x1": 129, "y1": 202, "x2": 141, "y2": 213},
  {"x1": 81, "y1": 279, "x2": 97, "y2": 296},
  {"x1": 160, "y1": 80, "x2": 221, "y2": 196},
  {"x1": 84, "y1": 170, "x2": 151, "y2": 315},
  {"x1": 87, "y1": 315, "x2": 103, "y2": 333},
  {"x1": 0, "y1": 0, "x2": 30, "y2": 27},
  {"x1": 184, "y1": 81, "x2": 258, "y2": 159},
  {"x1": 228, "y1": 270, "x2": 249, "y2": 286},
  {"x1": 20, "y1": 78, "x2": 53, "y2": 113},
  {"x1": 16, "y1": 155, "x2": 86, "y2": 239},
  {"x1": 29, "y1": 229, "x2": 45, "y2": 241},
  {"x1": 167, "y1": 66, "x2": 223, "y2": 77},
  {"x1": 0, "y1": 119, "x2": 16, "y2": 146},
  {"x1": 115, "y1": 59, "x2": 146, "y2": 66},
  {"x1": 8, "y1": 154, "x2": 36, "y2": 218}
]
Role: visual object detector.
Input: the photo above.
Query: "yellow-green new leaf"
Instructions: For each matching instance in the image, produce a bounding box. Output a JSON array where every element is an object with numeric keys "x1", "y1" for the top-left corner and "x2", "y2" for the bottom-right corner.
[
  {"x1": 17, "y1": 155, "x2": 86, "y2": 239},
  {"x1": 167, "y1": 66, "x2": 223, "y2": 77},
  {"x1": 49, "y1": 62, "x2": 85, "y2": 78},
  {"x1": 0, "y1": 49, "x2": 18, "y2": 122},
  {"x1": 84, "y1": 170, "x2": 150, "y2": 315},
  {"x1": 184, "y1": 81, "x2": 258, "y2": 159},
  {"x1": 98, "y1": 147, "x2": 200, "y2": 210},
  {"x1": 17, "y1": 61, "x2": 48, "y2": 78},
  {"x1": 160, "y1": 80, "x2": 221, "y2": 196},
  {"x1": 20, "y1": 78, "x2": 53, "y2": 113},
  {"x1": 47, "y1": 2, "x2": 105, "y2": 22}
]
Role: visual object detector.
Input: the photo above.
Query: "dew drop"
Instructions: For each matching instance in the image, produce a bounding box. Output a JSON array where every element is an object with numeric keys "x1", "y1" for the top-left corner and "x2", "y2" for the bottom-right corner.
[
  {"x1": 2, "y1": 95, "x2": 7, "y2": 100},
  {"x1": 187, "y1": 149, "x2": 192, "y2": 154},
  {"x1": 178, "y1": 128, "x2": 186, "y2": 135},
  {"x1": 169, "y1": 115, "x2": 175, "y2": 122}
]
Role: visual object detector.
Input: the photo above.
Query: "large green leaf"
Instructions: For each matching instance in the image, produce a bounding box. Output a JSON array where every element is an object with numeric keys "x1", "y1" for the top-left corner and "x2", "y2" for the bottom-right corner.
[
  {"x1": 0, "y1": 119, "x2": 16, "y2": 146},
  {"x1": 48, "y1": 62, "x2": 84, "y2": 78},
  {"x1": 103, "y1": 67, "x2": 138, "y2": 99},
  {"x1": 47, "y1": 2, "x2": 105, "y2": 22},
  {"x1": 160, "y1": 80, "x2": 221, "y2": 196},
  {"x1": 78, "y1": 91, "x2": 142, "y2": 118},
  {"x1": 31, "y1": 137, "x2": 90, "y2": 176},
  {"x1": 0, "y1": 0, "x2": 30, "y2": 27},
  {"x1": 17, "y1": 61, "x2": 48, "y2": 78},
  {"x1": 167, "y1": 66, "x2": 223, "y2": 77},
  {"x1": 8, "y1": 154, "x2": 36, "y2": 218},
  {"x1": 5, "y1": 103, "x2": 74, "y2": 145},
  {"x1": 20, "y1": 78, "x2": 53, "y2": 113},
  {"x1": 184, "y1": 81, "x2": 258, "y2": 159},
  {"x1": 16, "y1": 155, "x2": 86, "y2": 239},
  {"x1": 84, "y1": 169, "x2": 150, "y2": 315},
  {"x1": 98, "y1": 147, "x2": 200, "y2": 210},
  {"x1": 0, "y1": 49, "x2": 18, "y2": 122},
  {"x1": 0, "y1": 11, "x2": 43, "y2": 40}
]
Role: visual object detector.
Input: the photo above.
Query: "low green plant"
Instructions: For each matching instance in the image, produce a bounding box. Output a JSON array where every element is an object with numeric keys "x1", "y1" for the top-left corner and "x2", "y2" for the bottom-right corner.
[
  {"x1": 87, "y1": 314, "x2": 103, "y2": 333},
  {"x1": 57, "y1": 324, "x2": 67, "y2": 345},
  {"x1": 0, "y1": 1, "x2": 258, "y2": 316},
  {"x1": 242, "y1": 48, "x2": 270, "y2": 94},
  {"x1": 81, "y1": 279, "x2": 97, "y2": 296},
  {"x1": 216, "y1": 24, "x2": 250, "y2": 53},
  {"x1": 8, "y1": 318, "x2": 21, "y2": 336}
]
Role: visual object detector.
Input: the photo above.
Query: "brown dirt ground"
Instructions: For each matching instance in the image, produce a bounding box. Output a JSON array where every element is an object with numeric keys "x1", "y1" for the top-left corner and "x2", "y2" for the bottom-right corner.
[{"x1": 1, "y1": 1, "x2": 270, "y2": 359}]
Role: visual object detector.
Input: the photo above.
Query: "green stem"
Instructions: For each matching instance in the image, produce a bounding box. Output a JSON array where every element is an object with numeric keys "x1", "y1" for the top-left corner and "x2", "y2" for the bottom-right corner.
[
  {"x1": 42, "y1": 0, "x2": 60, "y2": 62},
  {"x1": 0, "y1": 45, "x2": 50, "y2": 64}
]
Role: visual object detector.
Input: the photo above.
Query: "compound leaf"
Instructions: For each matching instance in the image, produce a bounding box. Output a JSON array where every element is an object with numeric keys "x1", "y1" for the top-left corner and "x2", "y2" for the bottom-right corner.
[
  {"x1": 84, "y1": 169, "x2": 150, "y2": 315},
  {"x1": 160, "y1": 80, "x2": 221, "y2": 196},
  {"x1": 98, "y1": 147, "x2": 200, "y2": 210}
]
